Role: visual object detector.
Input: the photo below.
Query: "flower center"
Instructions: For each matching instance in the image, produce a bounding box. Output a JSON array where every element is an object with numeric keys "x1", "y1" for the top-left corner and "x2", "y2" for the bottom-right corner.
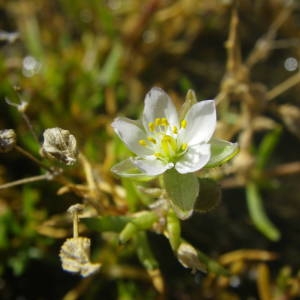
[{"x1": 139, "y1": 117, "x2": 188, "y2": 162}]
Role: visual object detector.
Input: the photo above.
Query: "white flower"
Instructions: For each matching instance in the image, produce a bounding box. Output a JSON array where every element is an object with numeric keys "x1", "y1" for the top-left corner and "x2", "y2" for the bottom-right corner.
[{"x1": 111, "y1": 87, "x2": 218, "y2": 177}]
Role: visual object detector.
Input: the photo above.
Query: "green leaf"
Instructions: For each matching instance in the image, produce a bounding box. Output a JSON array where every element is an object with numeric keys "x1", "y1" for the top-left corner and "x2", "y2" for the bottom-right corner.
[
  {"x1": 205, "y1": 138, "x2": 239, "y2": 168},
  {"x1": 135, "y1": 231, "x2": 159, "y2": 270},
  {"x1": 98, "y1": 42, "x2": 123, "y2": 86},
  {"x1": 246, "y1": 182, "x2": 281, "y2": 241},
  {"x1": 119, "y1": 212, "x2": 158, "y2": 243},
  {"x1": 194, "y1": 178, "x2": 222, "y2": 213},
  {"x1": 166, "y1": 210, "x2": 181, "y2": 251},
  {"x1": 83, "y1": 216, "x2": 130, "y2": 232},
  {"x1": 256, "y1": 127, "x2": 282, "y2": 170},
  {"x1": 163, "y1": 169, "x2": 199, "y2": 220}
]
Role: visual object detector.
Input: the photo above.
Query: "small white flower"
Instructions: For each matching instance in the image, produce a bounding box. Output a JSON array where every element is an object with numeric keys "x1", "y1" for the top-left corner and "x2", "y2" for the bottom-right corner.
[{"x1": 111, "y1": 87, "x2": 217, "y2": 177}]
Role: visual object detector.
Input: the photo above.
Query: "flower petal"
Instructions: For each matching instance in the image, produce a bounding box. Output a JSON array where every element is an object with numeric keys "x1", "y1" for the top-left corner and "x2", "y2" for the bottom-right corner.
[
  {"x1": 112, "y1": 117, "x2": 151, "y2": 156},
  {"x1": 180, "y1": 100, "x2": 216, "y2": 146},
  {"x1": 143, "y1": 87, "x2": 179, "y2": 130},
  {"x1": 132, "y1": 157, "x2": 173, "y2": 176},
  {"x1": 111, "y1": 158, "x2": 154, "y2": 179},
  {"x1": 175, "y1": 144, "x2": 211, "y2": 174}
]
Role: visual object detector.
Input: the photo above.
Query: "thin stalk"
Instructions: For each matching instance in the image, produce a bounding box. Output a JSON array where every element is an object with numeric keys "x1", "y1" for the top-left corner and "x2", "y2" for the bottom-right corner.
[
  {"x1": 267, "y1": 72, "x2": 300, "y2": 101},
  {"x1": 0, "y1": 173, "x2": 52, "y2": 190},
  {"x1": 15, "y1": 145, "x2": 52, "y2": 172},
  {"x1": 73, "y1": 211, "x2": 79, "y2": 238}
]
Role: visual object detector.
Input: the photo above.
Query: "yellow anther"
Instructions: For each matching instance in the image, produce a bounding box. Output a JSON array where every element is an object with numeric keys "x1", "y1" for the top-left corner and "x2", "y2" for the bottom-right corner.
[
  {"x1": 172, "y1": 126, "x2": 178, "y2": 134},
  {"x1": 148, "y1": 122, "x2": 155, "y2": 132},
  {"x1": 147, "y1": 137, "x2": 156, "y2": 144},
  {"x1": 154, "y1": 152, "x2": 161, "y2": 157},
  {"x1": 155, "y1": 118, "x2": 161, "y2": 126},
  {"x1": 181, "y1": 143, "x2": 188, "y2": 151},
  {"x1": 180, "y1": 119, "x2": 187, "y2": 129},
  {"x1": 162, "y1": 135, "x2": 172, "y2": 142},
  {"x1": 139, "y1": 140, "x2": 147, "y2": 146},
  {"x1": 161, "y1": 118, "x2": 169, "y2": 126}
]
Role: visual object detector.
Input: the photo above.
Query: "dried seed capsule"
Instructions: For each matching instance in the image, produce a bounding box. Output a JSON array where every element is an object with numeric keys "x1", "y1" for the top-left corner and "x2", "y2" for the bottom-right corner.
[
  {"x1": 0, "y1": 129, "x2": 16, "y2": 153},
  {"x1": 41, "y1": 127, "x2": 78, "y2": 165},
  {"x1": 60, "y1": 237, "x2": 101, "y2": 277}
]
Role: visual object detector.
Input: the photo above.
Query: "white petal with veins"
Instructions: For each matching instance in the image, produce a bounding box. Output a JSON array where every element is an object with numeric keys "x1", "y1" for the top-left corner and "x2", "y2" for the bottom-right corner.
[
  {"x1": 111, "y1": 117, "x2": 151, "y2": 156},
  {"x1": 175, "y1": 144, "x2": 211, "y2": 174},
  {"x1": 180, "y1": 100, "x2": 216, "y2": 146},
  {"x1": 143, "y1": 87, "x2": 179, "y2": 131},
  {"x1": 132, "y1": 157, "x2": 173, "y2": 176}
]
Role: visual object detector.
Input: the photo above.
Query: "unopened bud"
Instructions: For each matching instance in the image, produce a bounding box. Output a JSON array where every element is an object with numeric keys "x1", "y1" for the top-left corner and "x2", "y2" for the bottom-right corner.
[
  {"x1": 41, "y1": 127, "x2": 78, "y2": 165},
  {"x1": 176, "y1": 242, "x2": 207, "y2": 273},
  {"x1": 0, "y1": 129, "x2": 16, "y2": 153}
]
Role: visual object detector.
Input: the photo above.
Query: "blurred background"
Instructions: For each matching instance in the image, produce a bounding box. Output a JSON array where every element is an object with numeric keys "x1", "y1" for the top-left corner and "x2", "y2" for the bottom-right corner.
[{"x1": 0, "y1": 0, "x2": 300, "y2": 299}]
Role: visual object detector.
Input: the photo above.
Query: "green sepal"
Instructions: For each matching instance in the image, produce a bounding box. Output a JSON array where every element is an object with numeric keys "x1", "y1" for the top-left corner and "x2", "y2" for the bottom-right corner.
[
  {"x1": 163, "y1": 169, "x2": 199, "y2": 220},
  {"x1": 179, "y1": 89, "x2": 197, "y2": 120},
  {"x1": 205, "y1": 138, "x2": 239, "y2": 168},
  {"x1": 194, "y1": 178, "x2": 222, "y2": 213},
  {"x1": 111, "y1": 158, "x2": 155, "y2": 181}
]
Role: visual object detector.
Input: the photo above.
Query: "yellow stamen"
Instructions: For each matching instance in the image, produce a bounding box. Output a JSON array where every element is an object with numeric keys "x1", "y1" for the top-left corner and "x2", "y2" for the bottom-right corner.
[
  {"x1": 172, "y1": 126, "x2": 178, "y2": 134},
  {"x1": 139, "y1": 140, "x2": 147, "y2": 146},
  {"x1": 161, "y1": 118, "x2": 169, "y2": 126},
  {"x1": 180, "y1": 119, "x2": 187, "y2": 129},
  {"x1": 148, "y1": 122, "x2": 155, "y2": 132},
  {"x1": 154, "y1": 152, "x2": 161, "y2": 157},
  {"x1": 155, "y1": 118, "x2": 161, "y2": 126},
  {"x1": 147, "y1": 137, "x2": 156, "y2": 144},
  {"x1": 181, "y1": 143, "x2": 188, "y2": 151},
  {"x1": 162, "y1": 135, "x2": 172, "y2": 142}
]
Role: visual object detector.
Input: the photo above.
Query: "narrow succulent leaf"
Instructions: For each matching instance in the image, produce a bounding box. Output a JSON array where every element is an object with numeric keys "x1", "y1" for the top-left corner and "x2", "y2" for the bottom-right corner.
[
  {"x1": 135, "y1": 231, "x2": 159, "y2": 270},
  {"x1": 163, "y1": 169, "x2": 199, "y2": 220},
  {"x1": 197, "y1": 249, "x2": 229, "y2": 276},
  {"x1": 119, "y1": 211, "x2": 158, "y2": 243},
  {"x1": 119, "y1": 222, "x2": 138, "y2": 244},
  {"x1": 82, "y1": 216, "x2": 130, "y2": 232},
  {"x1": 166, "y1": 210, "x2": 181, "y2": 251},
  {"x1": 131, "y1": 211, "x2": 158, "y2": 229},
  {"x1": 256, "y1": 126, "x2": 282, "y2": 170},
  {"x1": 205, "y1": 138, "x2": 239, "y2": 168},
  {"x1": 246, "y1": 182, "x2": 281, "y2": 241}
]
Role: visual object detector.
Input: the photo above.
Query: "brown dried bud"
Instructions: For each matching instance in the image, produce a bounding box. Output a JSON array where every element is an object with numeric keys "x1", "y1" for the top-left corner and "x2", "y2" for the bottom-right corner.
[
  {"x1": 60, "y1": 237, "x2": 101, "y2": 277},
  {"x1": 0, "y1": 129, "x2": 16, "y2": 153},
  {"x1": 278, "y1": 104, "x2": 300, "y2": 139},
  {"x1": 41, "y1": 127, "x2": 78, "y2": 165}
]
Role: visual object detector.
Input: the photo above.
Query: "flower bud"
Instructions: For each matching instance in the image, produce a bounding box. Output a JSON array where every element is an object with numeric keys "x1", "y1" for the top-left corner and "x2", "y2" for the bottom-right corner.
[
  {"x1": 41, "y1": 127, "x2": 78, "y2": 165},
  {"x1": 0, "y1": 129, "x2": 16, "y2": 153},
  {"x1": 176, "y1": 242, "x2": 207, "y2": 273}
]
